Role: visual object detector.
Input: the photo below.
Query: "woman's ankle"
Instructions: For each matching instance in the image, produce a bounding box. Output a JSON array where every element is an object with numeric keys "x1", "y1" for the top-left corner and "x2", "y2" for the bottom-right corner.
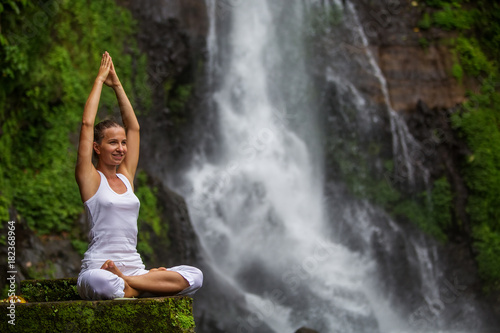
[{"x1": 123, "y1": 280, "x2": 140, "y2": 298}]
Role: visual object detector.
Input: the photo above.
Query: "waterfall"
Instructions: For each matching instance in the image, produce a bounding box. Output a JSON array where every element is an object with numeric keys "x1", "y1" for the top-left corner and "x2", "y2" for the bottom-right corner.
[
  {"x1": 345, "y1": 1, "x2": 427, "y2": 189},
  {"x1": 175, "y1": 0, "x2": 489, "y2": 332}
]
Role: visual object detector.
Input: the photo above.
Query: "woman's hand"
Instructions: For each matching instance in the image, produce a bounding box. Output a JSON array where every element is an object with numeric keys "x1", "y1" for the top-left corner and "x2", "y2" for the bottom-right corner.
[
  {"x1": 96, "y1": 51, "x2": 112, "y2": 83},
  {"x1": 104, "y1": 57, "x2": 122, "y2": 88}
]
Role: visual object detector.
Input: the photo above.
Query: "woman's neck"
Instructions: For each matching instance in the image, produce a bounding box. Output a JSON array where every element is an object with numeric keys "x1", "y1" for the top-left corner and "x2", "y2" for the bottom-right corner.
[{"x1": 96, "y1": 163, "x2": 118, "y2": 179}]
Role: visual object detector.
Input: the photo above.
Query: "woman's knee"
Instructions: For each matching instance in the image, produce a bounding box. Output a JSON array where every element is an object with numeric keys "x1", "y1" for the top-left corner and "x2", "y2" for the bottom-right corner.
[
  {"x1": 77, "y1": 269, "x2": 125, "y2": 300},
  {"x1": 189, "y1": 267, "x2": 203, "y2": 290},
  {"x1": 169, "y1": 265, "x2": 203, "y2": 296}
]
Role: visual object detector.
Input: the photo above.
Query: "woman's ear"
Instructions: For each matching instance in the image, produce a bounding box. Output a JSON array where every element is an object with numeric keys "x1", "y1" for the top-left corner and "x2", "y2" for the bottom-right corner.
[{"x1": 93, "y1": 142, "x2": 100, "y2": 155}]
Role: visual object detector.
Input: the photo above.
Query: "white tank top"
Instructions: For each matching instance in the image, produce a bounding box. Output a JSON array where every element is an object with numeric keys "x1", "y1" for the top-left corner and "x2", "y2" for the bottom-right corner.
[{"x1": 81, "y1": 171, "x2": 143, "y2": 268}]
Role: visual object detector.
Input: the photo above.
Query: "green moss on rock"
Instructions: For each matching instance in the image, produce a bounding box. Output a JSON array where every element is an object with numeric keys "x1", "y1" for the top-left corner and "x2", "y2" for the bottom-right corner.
[
  {"x1": 20, "y1": 278, "x2": 79, "y2": 302},
  {"x1": 12, "y1": 278, "x2": 196, "y2": 331},
  {"x1": 0, "y1": 296, "x2": 195, "y2": 332}
]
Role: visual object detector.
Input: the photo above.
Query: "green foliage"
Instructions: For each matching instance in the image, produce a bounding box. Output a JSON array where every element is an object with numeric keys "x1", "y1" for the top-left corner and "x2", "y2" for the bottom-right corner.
[
  {"x1": 0, "y1": 196, "x2": 9, "y2": 222},
  {"x1": 452, "y1": 77, "x2": 500, "y2": 229},
  {"x1": 165, "y1": 81, "x2": 193, "y2": 126},
  {"x1": 417, "y1": 0, "x2": 500, "y2": 288},
  {"x1": 135, "y1": 171, "x2": 163, "y2": 236},
  {"x1": 473, "y1": 224, "x2": 500, "y2": 291},
  {"x1": 388, "y1": 185, "x2": 450, "y2": 243},
  {"x1": 392, "y1": 198, "x2": 446, "y2": 242},
  {"x1": 455, "y1": 37, "x2": 493, "y2": 77},
  {"x1": 418, "y1": 12, "x2": 432, "y2": 30},
  {"x1": 327, "y1": 137, "x2": 399, "y2": 206},
  {"x1": 474, "y1": 1, "x2": 500, "y2": 63},
  {"x1": 26, "y1": 261, "x2": 57, "y2": 280},
  {"x1": 137, "y1": 233, "x2": 154, "y2": 259},
  {"x1": 326, "y1": 135, "x2": 451, "y2": 241},
  {"x1": 168, "y1": 84, "x2": 193, "y2": 114},
  {"x1": 419, "y1": 37, "x2": 430, "y2": 49},
  {"x1": 451, "y1": 75, "x2": 500, "y2": 288},
  {"x1": 423, "y1": 1, "x2": 500, "y2": 65},
  {"x1": 327, "y1": 132, "x2": 456, "y2": 242},
  {"x1": 134, "y1": 170, "x2": 169, "y2": 261},
  {"x1": 430, "y1": 177, "x2": 453, "y2": 232},
  {"x1": 0, "y1": 0, "x2": 28, "y2": 15},
  {"x1": 0, "y1": 0, "x2": 146, "y2": 233},
  {"x1": 432, "y1": 5, "x2": 476, "y2": 31},
  {"x1": 450, "y1": 43, "x2": 464, "y2": 82},
  {"x1": 424, "y1": 0, "x2": 462, "y2": 8},
  {"x1": 70, "y1": 239, "x2": 88, "y2": 256},
  {"x1": 452, "y1": 62, "x2": 464, "y2": 81},
  {"x1": 0, "y1": 284, "x2": 9, "y2": 300}
]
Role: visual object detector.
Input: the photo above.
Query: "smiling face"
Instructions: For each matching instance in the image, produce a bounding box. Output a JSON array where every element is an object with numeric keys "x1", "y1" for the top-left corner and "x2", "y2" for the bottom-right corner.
[{"x1": 94, "y1": 126, "x2": 127, "y2": 166}]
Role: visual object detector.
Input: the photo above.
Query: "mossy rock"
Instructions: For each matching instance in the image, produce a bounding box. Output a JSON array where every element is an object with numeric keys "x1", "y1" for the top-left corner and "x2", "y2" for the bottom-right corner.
[
  {"x1": 0, "y1": 296, "x2": 195, "y2": 332},
  {"x1": 20, "y1": 278, "x2": 80, "y2": 302}
]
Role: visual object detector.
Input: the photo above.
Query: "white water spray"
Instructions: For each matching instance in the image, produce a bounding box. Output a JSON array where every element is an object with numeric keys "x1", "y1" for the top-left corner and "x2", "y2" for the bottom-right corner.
[{"x1": 180, "y1": 1, "x2": 396, "y2": 332}]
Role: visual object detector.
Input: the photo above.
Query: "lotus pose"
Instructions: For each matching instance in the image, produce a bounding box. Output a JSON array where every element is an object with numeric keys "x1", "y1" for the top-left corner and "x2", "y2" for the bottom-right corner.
[{"x1": 76, "y1": 52, "x2": 202, "y2": 300}]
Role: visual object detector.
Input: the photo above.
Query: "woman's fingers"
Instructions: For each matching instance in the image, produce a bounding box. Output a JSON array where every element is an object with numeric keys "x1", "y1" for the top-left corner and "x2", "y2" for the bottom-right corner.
[
  {"x1": 103, "y1": 53, "x2": 122, "y2": 87},
  {"x1": 104, "y1": 52, "x2": 111, "y2": 67},
  {"x1": 97, "y1": 52, "x2": 113, "y2": 81}
]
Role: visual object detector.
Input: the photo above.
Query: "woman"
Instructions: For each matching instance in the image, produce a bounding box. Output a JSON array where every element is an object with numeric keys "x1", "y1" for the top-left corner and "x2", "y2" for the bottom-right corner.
[{"x1": 75, "y1": 51, "x2": 202, "y2": 300}]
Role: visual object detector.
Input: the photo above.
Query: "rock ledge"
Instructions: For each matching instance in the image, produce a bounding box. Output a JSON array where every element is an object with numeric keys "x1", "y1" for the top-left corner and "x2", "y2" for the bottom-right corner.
[{"x1": 1, "y1": 278, "x2": 195, "y2": 332}]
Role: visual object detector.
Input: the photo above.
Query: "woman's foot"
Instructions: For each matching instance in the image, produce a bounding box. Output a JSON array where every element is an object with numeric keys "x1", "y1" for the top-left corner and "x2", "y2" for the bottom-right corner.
[
  {"x1": 149, "y1": 267, "x2": 168, "y2": 272},
  {"x1": 101, "y1": 260, "x2": 125, "y2": 278},
  {"x1": 101, "y1": 260, "x2": 140, "y2": 298}
]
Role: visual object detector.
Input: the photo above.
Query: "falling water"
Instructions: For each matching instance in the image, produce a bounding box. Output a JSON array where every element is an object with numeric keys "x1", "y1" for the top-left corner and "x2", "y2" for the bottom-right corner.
[
  {"x1": 176, "y1": 0, "x2": 489, "y2": 332},
  {"x1": 346, "y1": 1, "x2": 424, "y2": 188}
]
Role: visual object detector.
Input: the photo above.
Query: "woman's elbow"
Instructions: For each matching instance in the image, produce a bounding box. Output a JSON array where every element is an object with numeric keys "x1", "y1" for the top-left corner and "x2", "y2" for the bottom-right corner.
[{"x1": 81, "y1": 119, "x2": 94, "y2": 128}]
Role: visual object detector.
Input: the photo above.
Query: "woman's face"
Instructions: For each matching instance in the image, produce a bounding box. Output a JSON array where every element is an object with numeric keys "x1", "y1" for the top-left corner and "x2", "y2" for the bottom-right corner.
[{"x1": 94, "y1": 126, "x2": 127, "y2": 166}]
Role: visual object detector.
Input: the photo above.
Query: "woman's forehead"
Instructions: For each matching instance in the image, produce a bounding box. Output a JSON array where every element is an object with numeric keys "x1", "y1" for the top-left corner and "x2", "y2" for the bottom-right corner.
[{"x1": 103, "y1": 126, "x2": 126, "y2": 139}]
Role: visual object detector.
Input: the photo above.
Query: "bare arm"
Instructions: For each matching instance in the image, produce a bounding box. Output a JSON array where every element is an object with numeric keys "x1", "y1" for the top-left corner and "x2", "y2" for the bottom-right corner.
[
  {"x1": 75, "y1": 52, "x2": 112, "y2": 202},
  {"x1": 105, "y1": 59, "x2": 140, "y2": 187}
]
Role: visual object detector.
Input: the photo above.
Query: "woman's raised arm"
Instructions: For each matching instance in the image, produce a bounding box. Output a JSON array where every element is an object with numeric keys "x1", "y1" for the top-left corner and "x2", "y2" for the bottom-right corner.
[
  {"x1": 105, "y1": 59, "x2": 140, "y2": 187},
  {"x1": 75, "y1": 52, "x2": 112, "y2": 202}
]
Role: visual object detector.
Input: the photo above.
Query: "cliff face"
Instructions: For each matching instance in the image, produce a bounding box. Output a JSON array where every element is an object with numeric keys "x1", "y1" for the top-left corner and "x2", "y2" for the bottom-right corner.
[
  {"x1": 340, "y1": 0, "x2": 499, "y2": 321},
  {"x1": 304, "y1": 0, "x2": 500, "y2": 328},
  {"x1": 378, "y1": 44, "x2": 468, "y2": 111},
  {"x1": 353, "y1": 0, "x2": 477, "y2": 239},
  {"x1": 353, "y1": 0, "x2": 478, "y2": 112},
  {"x1": 117, "y1": 0, "x2": 209, "y2": 173}
]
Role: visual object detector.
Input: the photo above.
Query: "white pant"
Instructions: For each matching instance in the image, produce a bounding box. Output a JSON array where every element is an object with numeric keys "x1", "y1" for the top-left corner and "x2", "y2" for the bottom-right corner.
[{"x1": 77, "y1": 264, "x2": 203, "y2": 300}]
